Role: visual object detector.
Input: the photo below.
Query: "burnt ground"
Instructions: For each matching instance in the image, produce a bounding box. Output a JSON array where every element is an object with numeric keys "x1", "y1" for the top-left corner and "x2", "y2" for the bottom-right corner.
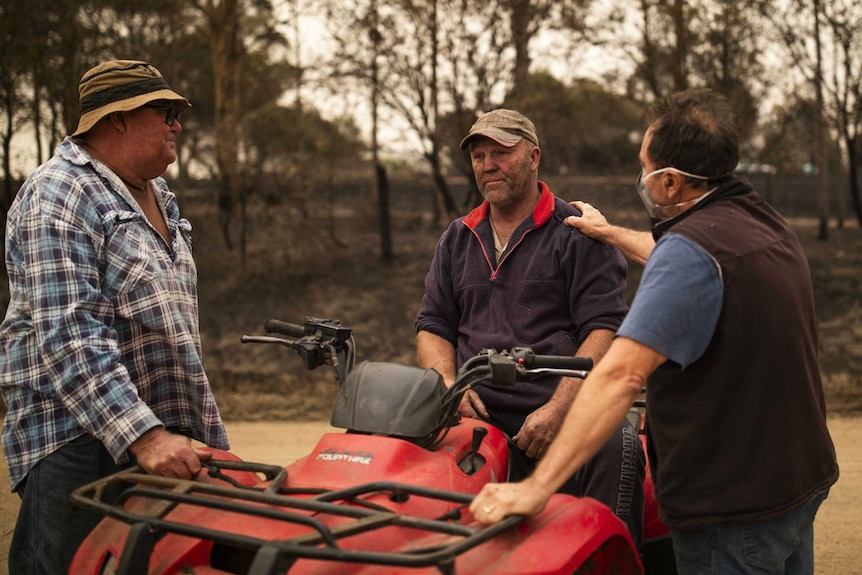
[
  {"x1": 0, "y1": 178, "x2": 860, "y2": 420},
  {"x1": 187, "y1": 190, "x2": 862, "y2": 422}
]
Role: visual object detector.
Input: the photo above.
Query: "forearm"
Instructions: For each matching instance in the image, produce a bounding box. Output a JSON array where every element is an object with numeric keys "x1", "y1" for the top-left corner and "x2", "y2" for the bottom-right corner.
[
  {"x1": 599, "y1": 228, "x2": 654, "y2": 266},
  {"x1": 565, "y1": 202, "x2": 655, "y2": 266},
  {"x1": 416, "y1": 330, "x2": 457, "y2": 387},
  {"x1": 528, "y1": 339, "x2": 654, "y2": 494},
  {"x1": 576, "y1": 328, "x2": 614, "y2": 363},
  {"x1": 545, "y1": 328, "x2": 613, "y2": 409}
]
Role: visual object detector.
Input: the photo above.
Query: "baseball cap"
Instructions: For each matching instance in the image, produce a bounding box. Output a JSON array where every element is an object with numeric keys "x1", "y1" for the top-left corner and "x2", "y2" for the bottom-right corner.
[{"x1": 459, "y1": 109, "x2": 539, "y2": 150}]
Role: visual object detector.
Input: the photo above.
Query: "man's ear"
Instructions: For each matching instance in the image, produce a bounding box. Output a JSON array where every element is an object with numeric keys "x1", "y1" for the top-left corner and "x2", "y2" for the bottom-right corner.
[
  {"x1": 529, "y1": 145, "x2": 541, "y2": 171},
  {"x1": 106, "y1": 111, "x2": 129, "y2": 133},
  {"x1": 664, "y1": 171, "x2": 684, "y2": 201}
]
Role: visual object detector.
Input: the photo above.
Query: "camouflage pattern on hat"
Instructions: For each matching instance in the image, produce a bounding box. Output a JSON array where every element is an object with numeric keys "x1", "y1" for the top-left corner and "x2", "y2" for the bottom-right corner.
[{"x1": 459, "y1": 109, "x2": 539, "y2": 150}]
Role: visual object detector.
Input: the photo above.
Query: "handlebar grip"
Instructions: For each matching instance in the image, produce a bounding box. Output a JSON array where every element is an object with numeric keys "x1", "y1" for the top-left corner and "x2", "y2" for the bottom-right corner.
[
  {"x1": 529, "y1": 355, "x2": 593, "y2": 371},
  {"x1": 264, "y1": 319, "x2": 305, "y2": 338}
]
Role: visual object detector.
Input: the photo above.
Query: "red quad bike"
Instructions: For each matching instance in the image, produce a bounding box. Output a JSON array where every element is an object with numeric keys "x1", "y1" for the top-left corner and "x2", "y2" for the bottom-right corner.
[{"x1": 70, "y1": 317, "x2": 676, "y2": 575}]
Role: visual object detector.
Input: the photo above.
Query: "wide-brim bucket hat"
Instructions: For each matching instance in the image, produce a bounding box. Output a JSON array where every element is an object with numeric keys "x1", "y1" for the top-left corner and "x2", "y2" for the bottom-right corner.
[{"x1": 71, "y1": 59, "x2": 191, "y2": 137}]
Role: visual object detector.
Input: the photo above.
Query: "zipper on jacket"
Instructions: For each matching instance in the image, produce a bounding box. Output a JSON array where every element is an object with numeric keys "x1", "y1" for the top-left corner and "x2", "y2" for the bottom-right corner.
[
  {"x1": 487, "y1": 268, "x2": 499, "y2": 298},
  {"x1": 468, "y1": 221, "x2": 538, "y2": 299},
  {"x1": 482, "y1": 231, "x2": 531, "y2": 298}
]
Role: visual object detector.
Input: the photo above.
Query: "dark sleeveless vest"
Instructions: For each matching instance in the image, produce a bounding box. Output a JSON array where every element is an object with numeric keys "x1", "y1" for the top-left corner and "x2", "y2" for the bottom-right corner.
[{"x1": 646, "y1": 178, "x2": 838, "y2": 529}]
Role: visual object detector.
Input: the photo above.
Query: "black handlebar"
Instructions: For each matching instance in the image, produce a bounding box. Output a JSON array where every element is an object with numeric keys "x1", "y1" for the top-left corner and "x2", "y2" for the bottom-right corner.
[
  {"x1": 242, "y1": 318, "x2": 595, "y2": 450},
  {"x1": 244, "y1": 317, "x2": 356, "y2": 382},
  {"x1": 530, "y1": 355, "x2": 593, "y2": 370},
  {"x1": 250, "y1": 321, "x2": 592, "y2": 377},
  {"x1": 510, "y1": 347, "x2": 593, "y2": 371},
  {"x1": 264, "y1": 319, "x2": 305, "y2": 338}
]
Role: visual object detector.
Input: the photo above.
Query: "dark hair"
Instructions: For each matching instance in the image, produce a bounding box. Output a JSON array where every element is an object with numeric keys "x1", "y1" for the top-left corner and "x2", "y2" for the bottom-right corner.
[{"x1": 645, "y1": 89, "x2": 739, "y2": 188}]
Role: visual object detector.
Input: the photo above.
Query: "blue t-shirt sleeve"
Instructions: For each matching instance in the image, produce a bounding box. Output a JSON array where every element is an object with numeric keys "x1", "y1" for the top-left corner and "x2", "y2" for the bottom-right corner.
[{"x1": 617, "y1": 233, "x2": 723, "y2": 368}]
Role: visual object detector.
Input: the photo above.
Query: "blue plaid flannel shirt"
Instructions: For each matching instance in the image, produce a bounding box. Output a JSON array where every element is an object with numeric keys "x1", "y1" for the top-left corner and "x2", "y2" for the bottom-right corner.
[{"x1": 0, "y1": 138, "x2": 229, "y2": 491}]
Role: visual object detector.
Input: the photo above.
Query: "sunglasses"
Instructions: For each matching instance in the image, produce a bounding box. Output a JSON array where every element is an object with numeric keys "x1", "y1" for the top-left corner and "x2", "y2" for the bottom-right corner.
[{"x1": 141, "y1": 105, "x2": 182, "y2": 127}]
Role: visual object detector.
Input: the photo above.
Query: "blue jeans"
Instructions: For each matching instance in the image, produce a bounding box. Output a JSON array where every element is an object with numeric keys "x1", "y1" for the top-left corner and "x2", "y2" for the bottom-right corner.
[
  {"x1": 671, "y1": 490, "x2": 828, "y2": 575},
  {"x1": 9, "y1": 434, "x2": 131, "y2": 575}
]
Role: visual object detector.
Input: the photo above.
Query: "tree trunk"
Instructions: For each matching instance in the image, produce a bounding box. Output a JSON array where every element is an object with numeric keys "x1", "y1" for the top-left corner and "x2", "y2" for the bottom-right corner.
[
  {"x1": 846, "y1": 138, "x2": 862, "y2": 228},
  {"x1": 509, "y1": 0, "x2": 533, "y2": 105},
  {"x1": 30, "y1": 73, "x2": 43, "y2": 165},
  {"x1": 205, "y1": 0, "x2": 243, "y2": 251},
  {"x1": 813, "y1": 0, "x2": 829, "y2": 240},
  {"x1": 369, "y1": 0, "x2": 392, "y2": 262},
  {"x1": 427, "y1": 152, "x2": 458, "y2": 224},
  {"x1": 669, "y1": 0, "x2": 689, "y2": 92},
  {"x1": 1, "y1": 90, "x2": 14, "y2": 221},
  {"x1": 638, "y1": 0, "x2": 662, "y2": 98},
  {"x1": 376, "y1": 163, "x2": 393, "y2": 262}
]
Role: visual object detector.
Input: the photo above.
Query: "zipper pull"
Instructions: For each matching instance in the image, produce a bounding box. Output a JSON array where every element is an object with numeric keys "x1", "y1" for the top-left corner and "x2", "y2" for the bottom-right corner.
[{"x1": 487, "y1": 269, "x2": 498, "y2": 298}]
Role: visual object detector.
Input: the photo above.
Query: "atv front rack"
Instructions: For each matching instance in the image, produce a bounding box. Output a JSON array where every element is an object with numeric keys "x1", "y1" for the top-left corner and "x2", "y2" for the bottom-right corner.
[{"x1": 71, "y1": 459, "x2": 522, "y2": 575}]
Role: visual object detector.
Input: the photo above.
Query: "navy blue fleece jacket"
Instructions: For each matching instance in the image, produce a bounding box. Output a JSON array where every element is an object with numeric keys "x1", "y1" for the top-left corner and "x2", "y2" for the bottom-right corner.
[{"x1": 415, "y1": 182, "x2": 628, "y2": 413}]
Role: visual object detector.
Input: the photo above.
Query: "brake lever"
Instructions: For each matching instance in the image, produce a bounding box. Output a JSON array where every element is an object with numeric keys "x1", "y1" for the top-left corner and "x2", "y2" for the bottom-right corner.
[
  {"x1": 241, "y1": 334, "x2": 329, "y2": 371},
  {"x1": 520, "y1": 367, "x2": 589, "y2": 380}
]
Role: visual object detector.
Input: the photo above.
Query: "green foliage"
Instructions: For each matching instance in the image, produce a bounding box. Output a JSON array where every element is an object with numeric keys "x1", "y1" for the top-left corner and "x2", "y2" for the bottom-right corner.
[
  {"x1": 510, "y1": 72, "x2": 642, "y2": 175},
  {"x1": 760, "y1": 99, "x2": 844, "y2": 176},
  {"x1": 0, "y1": 1, "x2": 344, "y2": 187},
  {"x1": 242, "y1": 103, "x2": 368, "y2": 202},
  {"x1": 3, "y1": 0, "x2": 861, "y2": 222}
]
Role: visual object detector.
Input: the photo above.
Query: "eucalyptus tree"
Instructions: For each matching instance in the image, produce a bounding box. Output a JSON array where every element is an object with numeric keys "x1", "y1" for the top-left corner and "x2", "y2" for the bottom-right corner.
[
  {"x1": 619, "y1": 0, "x2": 764, "y2": 140},
  {"x1": 323, "y1": 0, "x2": 515, "y2": 225},
  {"x1": 1, "y1": 0, "x2": 301, "y2": 255},
  {"x1": 505, "y1": 0, "x2": 555, "y2": 106},
  {"x1": 156, "y1": 0, "x2": 298, "y2": 255},
  {"x1": 322, "y1": 0, "x2": 399, "y2": 257},
  {"x1": 0, "y1": 1, "x2": 31, "y2": 215},
  {"x1": 0, "y1": 0, "x2": 109, "y2": 219},
  {"x1": 502, "y1": 0, "x2": 600, "y2": 107},
  {"x1": 518, "y1": 72, "x2": 641, "y2": 176},
  {"x1": 185, "y1": 0, "x2": 245, "y2": 249},
  {"x1": 0, "y1": 0, "x2": 206, "y2": 209},
  {"x1": 821, "y1": 0, "x2": 862, "y2": 228},
  {"x1": 758, "y1": 98, "x2": 844, "y2": 179},
  {"x1": 758, "y1": 0, "x2": 862, "y2": 234}
]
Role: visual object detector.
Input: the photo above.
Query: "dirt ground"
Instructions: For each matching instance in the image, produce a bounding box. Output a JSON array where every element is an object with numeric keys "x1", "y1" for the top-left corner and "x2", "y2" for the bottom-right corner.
[{"x1": 0, "y1": 416, "x2": 858, "y2": 575}]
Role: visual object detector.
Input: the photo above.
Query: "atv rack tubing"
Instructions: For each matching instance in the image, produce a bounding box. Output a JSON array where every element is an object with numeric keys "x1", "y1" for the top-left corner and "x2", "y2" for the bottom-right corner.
[{"x1": 71, "y1": 460, "x2": 523, "y2": 575}]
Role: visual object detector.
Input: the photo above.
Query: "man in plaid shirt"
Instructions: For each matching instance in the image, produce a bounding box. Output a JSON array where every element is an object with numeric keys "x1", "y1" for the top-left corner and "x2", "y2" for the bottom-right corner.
[{"x1": 0, "y1": 60, "x2": 229, "y2": 574}]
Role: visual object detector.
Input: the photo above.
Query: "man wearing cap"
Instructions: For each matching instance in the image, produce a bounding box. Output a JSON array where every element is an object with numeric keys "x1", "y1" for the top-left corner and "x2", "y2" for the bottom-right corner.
[
  {"x1": 0, "y1": 59, "x2": 229, "y2": 573},
  {"x1": 470, "y1": 91, "x2": 839, "y2": 575},
  {"x1": 415, "y1": 109, "x2": 645, "y2": 545}
]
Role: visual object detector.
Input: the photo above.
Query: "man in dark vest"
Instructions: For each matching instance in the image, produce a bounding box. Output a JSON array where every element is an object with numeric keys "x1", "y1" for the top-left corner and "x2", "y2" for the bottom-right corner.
[{"x1": 469, "y1": 88, "x2": 839, "y2": 575}]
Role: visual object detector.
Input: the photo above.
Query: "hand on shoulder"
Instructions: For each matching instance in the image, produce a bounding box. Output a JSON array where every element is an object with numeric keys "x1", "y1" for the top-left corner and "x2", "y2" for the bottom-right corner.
[{"x1": 565, "y1": 201, "x2": 611, "y2": 241}]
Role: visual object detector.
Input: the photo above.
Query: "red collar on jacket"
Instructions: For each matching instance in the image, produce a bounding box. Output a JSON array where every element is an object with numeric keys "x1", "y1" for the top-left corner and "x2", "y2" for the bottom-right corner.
[{"x1": 463, "y1": 181, "x2": 555, "y2": 230}]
